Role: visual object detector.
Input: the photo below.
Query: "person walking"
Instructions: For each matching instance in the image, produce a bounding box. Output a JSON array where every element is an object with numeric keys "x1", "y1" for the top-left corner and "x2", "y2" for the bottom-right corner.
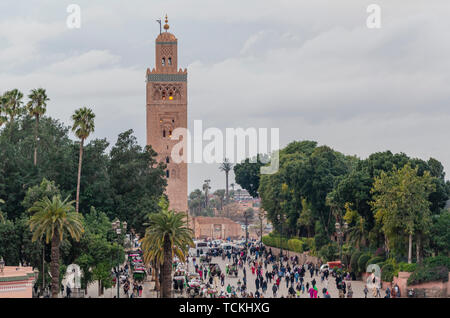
[
  {"x1": 272, "y1": 283, "x2": 278, "y2": 297},
  {"x1": 364, "y1": 285, "x2": 369, "y2": 298}
]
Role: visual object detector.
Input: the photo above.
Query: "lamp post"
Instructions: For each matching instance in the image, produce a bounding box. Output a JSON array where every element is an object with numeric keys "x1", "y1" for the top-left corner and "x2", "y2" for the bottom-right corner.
[
  {"x1": 244, "y1": 210, "x2": 249, "y2": 249},
  {"x1": 335, "y1": 221, "x2": 348, "y2": 262},
  {"x1": 115, "y1": 227, "x2": 121, "y2": 299},
  {"x1": 277, "y1": 214, "x2": 283, "y2": 261},
  {"x1": 0, "y1": 256, "x2": 5, "y2": 274}
]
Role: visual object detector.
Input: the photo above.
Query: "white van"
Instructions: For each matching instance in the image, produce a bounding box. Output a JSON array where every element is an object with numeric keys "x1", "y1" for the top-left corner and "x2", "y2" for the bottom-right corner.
[{"x1": 189, "y1": 241, "x2": 210, "y2": 256}]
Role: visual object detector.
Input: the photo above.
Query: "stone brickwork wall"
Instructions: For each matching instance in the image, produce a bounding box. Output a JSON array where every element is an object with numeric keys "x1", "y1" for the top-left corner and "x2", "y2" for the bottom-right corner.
[{"x1": 146, "y1": 26, "x2": 188, "y2": 213}]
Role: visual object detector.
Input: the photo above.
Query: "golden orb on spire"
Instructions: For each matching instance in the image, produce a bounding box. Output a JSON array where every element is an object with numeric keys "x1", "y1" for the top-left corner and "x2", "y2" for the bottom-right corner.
[{"x1": 163, "y1": 14, "x2": 169, "y2": 31}]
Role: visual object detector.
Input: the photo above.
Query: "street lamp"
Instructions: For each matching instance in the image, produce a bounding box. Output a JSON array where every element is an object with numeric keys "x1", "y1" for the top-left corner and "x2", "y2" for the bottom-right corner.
[
  {"x1": 277, "y1": 214, "x2": 283, "y2": 260},
  {"x1": 0, "y1": 256, "x2": 5, "y2": 274},
  {"x1": 115, "y1": 226, "x2": 122, "y2": 298},
  {"x1": 335, "y1": 221, "x2": 348, "y2": 262}
]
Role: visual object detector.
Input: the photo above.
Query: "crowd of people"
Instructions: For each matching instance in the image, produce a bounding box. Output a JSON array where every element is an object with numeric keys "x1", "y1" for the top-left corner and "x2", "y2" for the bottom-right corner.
[{"x1": 179, "y1": 242, "x2": 346, "y2": 298}]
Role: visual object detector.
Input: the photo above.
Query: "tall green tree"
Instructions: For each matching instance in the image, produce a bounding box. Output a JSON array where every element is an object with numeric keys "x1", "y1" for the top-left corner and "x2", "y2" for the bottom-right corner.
[
  {"x1": 26, "y1": 88, "x2": 50, "y2": 166},
  {"x1": 71, "y1": 107, "x2": 96, "y2": 212},
  {"x1": 213, "y1": 189, "x2": 225, "y2": 211},
  {"x1": 234, "y1": 154, "x2": 266, "y2": 198},
  {"x1": 371, "y1": 164, "x2": 435, "y2": 263},
  {"x1": 29, "y1": 195, "x2": 84, "y2": 298},
  {"x1": 109, "y1": 130, "x2": 166, "y2": 235},
  {"x1": 141, "y1": 197, "x2": 194, "y2": 298}
]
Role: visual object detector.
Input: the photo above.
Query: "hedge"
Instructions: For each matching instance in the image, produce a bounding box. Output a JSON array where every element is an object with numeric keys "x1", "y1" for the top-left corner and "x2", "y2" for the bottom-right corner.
[
  {"x1": 262, "y1": 234, "x2": 314, "y2": 254},
  {"x1": 424, "y1": 256, "x2": 450, "y2": 270},
  {"x1": 408, "y1": 265, "x2": 449, "y2": 285},
  {"x1": 381, "y1": 263, "x2": 395, "y2": 282},
  {"x1": 398, "y1": 262, "x2": 417, "y2": 272}
]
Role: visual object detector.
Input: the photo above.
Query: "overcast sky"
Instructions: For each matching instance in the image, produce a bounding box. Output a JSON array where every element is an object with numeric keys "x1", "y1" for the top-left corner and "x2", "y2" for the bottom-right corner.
[{"x1": 1, "y1": 0, "x2": 449, "y2": 193}]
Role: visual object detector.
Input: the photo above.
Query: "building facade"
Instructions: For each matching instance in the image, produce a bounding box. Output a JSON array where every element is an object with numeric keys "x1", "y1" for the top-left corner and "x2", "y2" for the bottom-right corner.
[
  {"x1": 0, "y1": 266, "x2": 35, "y2": 298},
  {"x1": 191, "y1": 217, "x2": 243, "y2": 240},
  {"x1": 146, "y1": 16, "x2": 188, "y2": 212}
]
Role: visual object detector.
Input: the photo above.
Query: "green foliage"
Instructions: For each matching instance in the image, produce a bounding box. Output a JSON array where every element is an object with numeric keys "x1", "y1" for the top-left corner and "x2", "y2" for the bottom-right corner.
[
  {"x1": 381, "y1": 263, "x2": 395, "y2": 282},
  {"x1": 109, "y1": 129, "x2": 166, "y2": 235},
  {"x1": 366, "y1": 256, "x2": 385, "y2": 267},
  {"x1": 371, "y1": 164, "x2": 435, "y2": 258},
  {"x1": 398, "y1": 262, "x2": 417, "y2": 272},
  {"x1": 92, "y1": 262, "x2": 113, "y2": 290},
  {"x1": 408, "y1": 265, "x2": 449, "y2": 285},
  {"x1": 0, "y1": 117, "x2": 166, "y2": 237},
  {"x1": 261, "y1": 234, "x2": 315, "y2": 254},
  {"x1": 287, "y1": 238, "x2": 304, "y2": 253},
  {"x1": 22, "y1": 178, "x2": 60, "y2": 211},
  {"x1": 429, "y1": 210, "x2": 450, "y2": 255},
  {"x1": 350, "y1": 250, "x2": 362, "y2": 273},
  {"x1": 423, "y1": 255, "x2": 450, "y2": 270},
  {"x1": 0, "y1": 219, "x2": 20, "y2": 265},
  {"x1": 234, "y1": 154, "x2": 267, "y2": 198},
  {"x1": 318, "y1": 243, "x2": 338, "y2": 262},
  {"x1": 358, "y1": 253, "x2": 372, "y2": 273}
]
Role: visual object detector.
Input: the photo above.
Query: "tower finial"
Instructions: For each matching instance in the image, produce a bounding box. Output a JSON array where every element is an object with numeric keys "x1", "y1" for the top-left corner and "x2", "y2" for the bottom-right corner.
[{"x1": 163, "y1": 14, "x2": 169, "y2": 31}]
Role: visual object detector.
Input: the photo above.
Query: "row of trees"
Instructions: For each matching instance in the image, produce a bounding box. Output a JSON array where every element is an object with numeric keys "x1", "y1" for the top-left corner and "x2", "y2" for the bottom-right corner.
[
  {"x1": 0, "y1": 88, "x2": 169, "y2": 297},
  {"x1": 0, "y1": 89, "x2": 167, "y2": 234},
  {"x1": 234, "y1": 141, "x2": 450, "y2": 262}
]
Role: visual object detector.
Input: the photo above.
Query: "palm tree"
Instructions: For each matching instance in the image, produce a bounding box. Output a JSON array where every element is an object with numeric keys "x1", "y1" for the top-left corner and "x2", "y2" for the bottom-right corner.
[
  {"x1": 3, "y1": 89, "x2": 24, "y2": 123},
  {"x1": 141, "y1": 197, "x2": 194, "y2": 298},
  {"x1": 0, "y1": 199, "x2": 5, "y2": 223},
  {"x1": 71, "y1": 107, "x2": 95, "y2": 212},
  {"x1": 29, "y1": 195, "x2": 84, "y2": 298},
  {"x1": 202, "y1": 179, "x2": 211, "y2": 208},
  {"x1": 219, "y1": 158, "x2": 233, "y2": 204},
  {"x1": 347, "y1": 215, "x2": 367, "y2": 249},
  {"x1": 213, "y1": 189, "x2": 225, "y2": 211},
  {"x1": 27, "y1": 88, "x2": 50, "y2": 166}
]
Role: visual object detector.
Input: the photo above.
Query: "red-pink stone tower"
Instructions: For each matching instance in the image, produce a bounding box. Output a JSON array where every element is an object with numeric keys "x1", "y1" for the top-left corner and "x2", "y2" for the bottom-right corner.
[{"x1": 146, "y1": 15, "x2": 188, "y2": 212}]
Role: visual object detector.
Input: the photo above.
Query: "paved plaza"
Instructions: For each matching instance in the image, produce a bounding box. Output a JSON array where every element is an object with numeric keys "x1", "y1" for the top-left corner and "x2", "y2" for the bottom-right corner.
[{"x1": 175, "y1": 253, "x2": 387, "y2": 298}]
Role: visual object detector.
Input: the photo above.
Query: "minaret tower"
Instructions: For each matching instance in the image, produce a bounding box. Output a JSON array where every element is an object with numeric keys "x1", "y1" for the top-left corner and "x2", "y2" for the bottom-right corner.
[{"x1": 146, "y1": 15, "x2": 188, "y2": 212}]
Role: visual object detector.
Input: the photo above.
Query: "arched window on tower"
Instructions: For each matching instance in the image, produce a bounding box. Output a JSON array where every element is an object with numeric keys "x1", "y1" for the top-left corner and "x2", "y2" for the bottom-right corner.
[
  {"x1": 162, "y1": 91, "x2": 166, "y2": 100},
  {"x1": 168, "y1": 57, "x2": 172, "y2": 65},
  {"x1": 163, "y1": 130, "x2": 166, "y2": 138},
  {"x1": 166, "y1": 170, "x2": 170, "y2": 178},
  {"x1": 162, "y1": 58, "x2": 166, "y2": 66},
  {"x1": 166, "y1": 156, "x2": 170, "y2": 164}
]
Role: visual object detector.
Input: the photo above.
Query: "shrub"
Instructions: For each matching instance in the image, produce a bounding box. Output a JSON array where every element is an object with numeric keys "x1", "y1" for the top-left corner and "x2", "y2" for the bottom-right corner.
[
  {"x1": 287, "y1": 238, "x2": 304, "y2": 253},
  {"x1": 398, "y1": 262, "x2": 417, "y2": 272},
  {"x1": 407, "y1": 265, "x2": 449, "y2": 285},
  {"x1": 358, "y1": 253, "x2": 372, "y2": 273},
  {"x1": 303, "y1": 237, "x2": 315, "y2": 253},
  {"x1": 381, "y1": 263, "x2": 395, "y2": 282},
  {"x1": 318, "y1": 243, "x2": 338, "y2": 262},
  {"x1": 424, "y1": 256, "x2": 450, "y2": 270}
]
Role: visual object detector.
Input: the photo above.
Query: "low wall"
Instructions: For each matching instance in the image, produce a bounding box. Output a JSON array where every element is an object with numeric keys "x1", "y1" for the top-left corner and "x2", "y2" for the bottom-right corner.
[{"x1": 392, "y1": 272, "x2": 449, "y2": 298}]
